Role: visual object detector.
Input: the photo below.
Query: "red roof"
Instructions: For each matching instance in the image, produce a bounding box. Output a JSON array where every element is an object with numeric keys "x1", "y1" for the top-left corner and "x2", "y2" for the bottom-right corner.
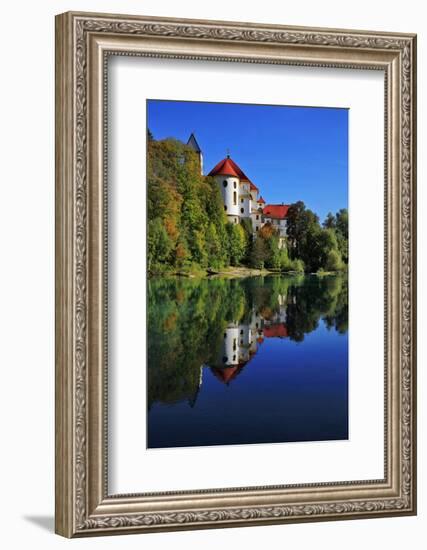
[
  {"x1": 208, "y1": 157, "x2": 257, "y2": 190},
  {"x1": 263, "y1": 204, "x2": 289, "y2": 219},
  {"x1": 264, "y1": 323, "x2": 288, "y2": 338},
  {"x1": 258, "y1": 196, "x2": 266, "y2": 204}
]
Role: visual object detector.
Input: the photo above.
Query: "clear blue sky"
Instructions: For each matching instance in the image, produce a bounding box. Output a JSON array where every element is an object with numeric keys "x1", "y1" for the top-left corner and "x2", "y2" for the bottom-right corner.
[{"x1": 147, "y1": 100, "x2": 348, "y2": 222}]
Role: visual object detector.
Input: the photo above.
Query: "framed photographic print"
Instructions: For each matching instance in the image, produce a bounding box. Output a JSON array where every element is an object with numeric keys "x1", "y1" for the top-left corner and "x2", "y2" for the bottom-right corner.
[{"x1": 55, "y1": 11, "x2": 417, "y2": 537}]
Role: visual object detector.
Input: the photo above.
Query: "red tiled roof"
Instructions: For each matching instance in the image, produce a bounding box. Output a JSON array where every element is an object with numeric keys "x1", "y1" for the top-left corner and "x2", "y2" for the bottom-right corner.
[
  {"x1": 263, "y1": 323, "x2": 288, "y2": 338},
  {"x1": 258, "y1": 196, "x2": 266, "y2": 204},
  {"x1": 263, "y1": 204, "x2": 289, "y2": 219},
  {"x1": 208, "y1": 157, "x2": 256, "y2": 188}
]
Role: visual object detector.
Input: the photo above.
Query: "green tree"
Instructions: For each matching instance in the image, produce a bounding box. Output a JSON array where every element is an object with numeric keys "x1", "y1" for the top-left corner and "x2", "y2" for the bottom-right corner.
[
  {"x1": 336, "y1": 208, "x2": 348, "y2": 239},
  {"x1": 286, "y1": 201, "x2": 320, "y2": 261},
  {"x1": 227, "y1": 223, "x2": 247, "y2": 266},
  {"x1": 249, "y1": 236, "x2": 269, "y2": 268},
  {"x1": 148, "y1": 218, "x2": 174, "y2": 272},
  {"x1": 325, "y1": 248, "x2": 345, "y2": 271},
  {"x1": 323, "y1": 212, "x2": 336, "y2": 230}
]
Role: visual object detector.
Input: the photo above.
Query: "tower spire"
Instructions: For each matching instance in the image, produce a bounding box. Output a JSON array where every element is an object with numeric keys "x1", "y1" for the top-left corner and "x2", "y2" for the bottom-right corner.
[{"x1": 226, "y1": 148, "x2": 230, "y2": 158}]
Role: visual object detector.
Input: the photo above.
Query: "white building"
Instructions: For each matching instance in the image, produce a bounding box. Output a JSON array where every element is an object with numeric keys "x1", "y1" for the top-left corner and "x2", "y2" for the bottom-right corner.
[
  {"x1": 188, "y1": 134, "x2": 290, "y2": 241},
  {"x1": 262, "y1": 204, "x2": 289, "y2": 248}
]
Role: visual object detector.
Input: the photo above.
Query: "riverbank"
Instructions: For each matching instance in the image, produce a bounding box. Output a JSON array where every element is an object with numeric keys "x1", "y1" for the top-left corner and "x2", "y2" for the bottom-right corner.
[{"x1": 147, "y1": 266, "x2": 344, "y2": 279}]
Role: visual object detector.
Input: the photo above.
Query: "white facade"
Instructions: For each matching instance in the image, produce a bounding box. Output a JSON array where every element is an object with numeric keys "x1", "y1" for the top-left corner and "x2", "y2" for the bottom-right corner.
[
  {"x1": 221, "y1": 324, "x2": 241, "y2": 366},
  {"x1": 250, "y1": 210, "x2": 263, "y2": 233},
  {"x1": 215, "y1": 175, "x2": 240, "y2": 221}
]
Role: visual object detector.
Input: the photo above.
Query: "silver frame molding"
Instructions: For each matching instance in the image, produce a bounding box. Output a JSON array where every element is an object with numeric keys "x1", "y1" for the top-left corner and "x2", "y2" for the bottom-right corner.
[{"x1": 55, "y1": 11, "x2": 417, "y2": 537}]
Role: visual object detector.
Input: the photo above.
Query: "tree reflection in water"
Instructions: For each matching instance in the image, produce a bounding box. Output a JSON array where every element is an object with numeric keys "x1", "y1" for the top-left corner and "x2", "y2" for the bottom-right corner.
[{"x1": 147, "y1": 274, "x2": 348, "y2": 410}]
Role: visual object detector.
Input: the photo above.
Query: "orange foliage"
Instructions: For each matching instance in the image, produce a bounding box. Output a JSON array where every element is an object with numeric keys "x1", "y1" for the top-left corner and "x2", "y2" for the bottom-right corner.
[{"x1": 259, "y1": 223, "x2": 276, "y2": 239}]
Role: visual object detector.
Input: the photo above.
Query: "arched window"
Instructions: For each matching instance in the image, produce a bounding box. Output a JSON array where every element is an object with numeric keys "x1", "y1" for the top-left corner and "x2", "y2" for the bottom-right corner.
[
  {"x1": 224, "y1": 205, "x2": 227, "y2": 211},
  {"x1": 223, "y1": 180, "x2": 227, "y2": 187},
  {"x1": 233, "y1": 191, "x2": 237, "y2": 205},
  {"x1": 233, "y1": 181, "x2": 237, "y2": 189},
  {"x1": 240, "y1": 208, "x2": 244, "y2": 214}
]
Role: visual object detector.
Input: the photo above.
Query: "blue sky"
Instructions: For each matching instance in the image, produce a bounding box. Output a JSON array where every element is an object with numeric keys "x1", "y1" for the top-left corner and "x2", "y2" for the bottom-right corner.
[{"x1": 147, "y1": 100, "x2": 348, "y2": 222}]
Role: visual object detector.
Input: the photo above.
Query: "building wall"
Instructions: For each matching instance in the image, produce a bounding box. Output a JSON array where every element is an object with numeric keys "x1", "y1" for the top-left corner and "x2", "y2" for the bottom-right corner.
[
  {"x1": 216, "y1": 175, "x2": 240, "y2": 217},
  {"x1": 251, "y1": 210, "x2": 262, "y2": 233}
]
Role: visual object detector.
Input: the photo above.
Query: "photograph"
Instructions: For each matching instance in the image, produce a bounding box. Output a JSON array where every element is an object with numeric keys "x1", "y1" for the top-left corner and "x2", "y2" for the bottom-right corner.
[{"x1": 146, "y1": 99, "x2": 349, "y2": 448}]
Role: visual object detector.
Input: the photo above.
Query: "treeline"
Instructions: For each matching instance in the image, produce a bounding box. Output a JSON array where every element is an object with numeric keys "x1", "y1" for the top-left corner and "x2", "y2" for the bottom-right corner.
[
  {"x1": 147, "y1": 135, "x2": 239, "y2": 273},
  {"x1": 147, "y1": 134, "x2": 348, "y2": 274},
  {"x1": 286, "y1": 202, "x2": 348, "y2": 273}
]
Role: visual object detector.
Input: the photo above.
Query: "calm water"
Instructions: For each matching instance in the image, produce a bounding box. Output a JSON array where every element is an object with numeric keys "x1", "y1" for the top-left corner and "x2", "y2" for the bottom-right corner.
[{"x1": 147, "y1": 274, "x2": 348, "y2": 448}]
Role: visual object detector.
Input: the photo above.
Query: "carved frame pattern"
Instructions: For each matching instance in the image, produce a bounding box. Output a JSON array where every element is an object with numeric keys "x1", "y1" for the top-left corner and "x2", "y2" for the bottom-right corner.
[{"x1": 55, "y1": 11, "x2": 416, "y2": 537}]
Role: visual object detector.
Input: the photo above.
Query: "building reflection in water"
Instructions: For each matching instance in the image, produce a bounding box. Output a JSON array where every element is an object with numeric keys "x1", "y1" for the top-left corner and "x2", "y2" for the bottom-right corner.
[{"x1": 199, "y1": 293, "x2": 290, "y2": 395}]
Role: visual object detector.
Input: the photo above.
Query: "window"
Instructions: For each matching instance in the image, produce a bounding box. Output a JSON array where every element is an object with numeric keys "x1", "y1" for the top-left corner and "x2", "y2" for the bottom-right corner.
[
  {"x1": 256, "y1": 226, "x2": 259, "y2": 231},
  {"x1": 256, "y1": 214, "x2": 259, "y2": 220},
  {"x1": 241, "y1": 208, "x2": 244, "y2": 214},
  {"x1": 233, "y1": 181, "x2": 237, "y2": 189},
  {"x1": 224, "y1": 205, "x2": 227, "y2": 211},
  {"x1": 241, "y1": 198, "x2": 244, "y2": 203},
  {"x1": 240, "y1": 329, "x2": 243, "y2": 335},
  {"x1": 234, "y1": 218, "x2": 238, "y2": 224},
  {"x1": 233, "y1": 191, "x2": 237, "y2": 205},
  {"x1": 223, "y1": 180, "x2": 227, "y2": 187}
]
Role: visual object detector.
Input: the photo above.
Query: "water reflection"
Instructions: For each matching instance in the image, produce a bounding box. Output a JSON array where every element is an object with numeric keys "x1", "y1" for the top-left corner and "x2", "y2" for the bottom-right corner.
[{"x1": 147, "y1": 274, "x2": 348, "y2": 448}]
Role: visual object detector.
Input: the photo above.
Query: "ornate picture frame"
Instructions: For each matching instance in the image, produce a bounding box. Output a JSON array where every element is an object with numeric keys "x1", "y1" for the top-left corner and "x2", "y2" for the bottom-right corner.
[{"x1": 55, "y1": 11, "x2": 417, "y2": 537}]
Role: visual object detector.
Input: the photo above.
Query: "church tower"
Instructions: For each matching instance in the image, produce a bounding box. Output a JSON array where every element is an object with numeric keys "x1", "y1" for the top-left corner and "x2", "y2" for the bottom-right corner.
[
  {"x1": 187, "y1": 133, "x2": 203, "y2": 175},
  {"x1": 208, "y1": 155, "x2": 258, "y2": 225}
]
